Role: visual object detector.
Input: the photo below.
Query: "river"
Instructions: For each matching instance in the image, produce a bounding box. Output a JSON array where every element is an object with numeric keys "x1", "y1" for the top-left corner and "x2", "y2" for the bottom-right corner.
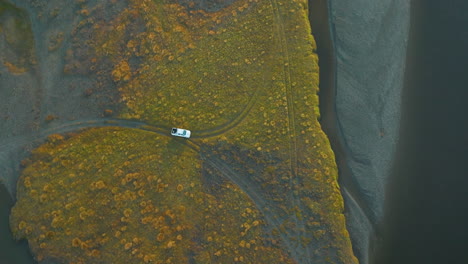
[{"x1": 373, "y1": 0, "x2": 468, "y2": 263}]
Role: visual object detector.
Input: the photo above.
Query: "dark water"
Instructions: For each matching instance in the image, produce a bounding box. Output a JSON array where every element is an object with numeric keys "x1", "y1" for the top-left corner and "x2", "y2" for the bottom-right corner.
[{"x1": 374, "y1": 1, "x2": 468, "y2": 263}]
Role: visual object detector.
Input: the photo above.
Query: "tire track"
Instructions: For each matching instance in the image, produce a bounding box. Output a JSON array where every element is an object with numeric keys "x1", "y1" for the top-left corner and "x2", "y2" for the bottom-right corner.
[
  {"x1": 270, "y1": 0, "x2": 298, "y2": 177},
  {"x1": 1, "y1": 115, "x2": 358, "y2": 263},
  {"x1": 197, "y1": 152, "x2": 304, "y2": 262},
  {"x1": 268, "y1": 0, "x2": 311, "y2": 262},
  {"x1": 191, "y1": 70, "x2": 268, "y2": 139},
  {"x1": 190, "y1": 90, "x2": 256, "y2": 139},
  {"x1": 0, "y1": 118, "x2": 303, "y2": 260}
]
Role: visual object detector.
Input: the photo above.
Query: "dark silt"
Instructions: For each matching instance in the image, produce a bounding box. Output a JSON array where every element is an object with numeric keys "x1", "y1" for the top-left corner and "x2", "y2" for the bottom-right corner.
[{"x1": 374, "y1": 0, "x2": 468, "y2": 263}]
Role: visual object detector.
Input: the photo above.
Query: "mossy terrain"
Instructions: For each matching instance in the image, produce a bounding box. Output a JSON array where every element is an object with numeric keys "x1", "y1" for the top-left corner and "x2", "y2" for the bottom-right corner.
[
  {"x1": 10, "y1": 0, "x2": 358, "y2": 263},
  {"x1": 11, "y1": 128, "x2": 294, "y2": 263},
  {"x1": 0, "y1": 0, "x2": 35, "y2": 74}
]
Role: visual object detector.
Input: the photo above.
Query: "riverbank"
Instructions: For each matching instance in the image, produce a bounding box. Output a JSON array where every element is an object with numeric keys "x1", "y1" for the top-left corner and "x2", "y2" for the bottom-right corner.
[
  {"x1": 307, "y1": 0, "x2": 373, "y2": 262},
  {"x1": 308, "y1": 0, "x2": 410, "y2": 263}
]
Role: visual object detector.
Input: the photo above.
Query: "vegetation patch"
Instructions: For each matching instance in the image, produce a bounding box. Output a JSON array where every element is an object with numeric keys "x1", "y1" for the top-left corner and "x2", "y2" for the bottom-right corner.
[
  {"x1": 0, "y1": 0, "x2": 35, "y2": 74},
  {"x1": 11, "y1": 127, "x2": 294, "y2": 263}
]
